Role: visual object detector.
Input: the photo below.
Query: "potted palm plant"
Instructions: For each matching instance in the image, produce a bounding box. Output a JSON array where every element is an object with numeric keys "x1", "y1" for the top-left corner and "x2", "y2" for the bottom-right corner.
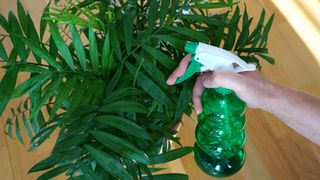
[{"x1": 0, "y1": 0, "x2": 274, "y2": 179}]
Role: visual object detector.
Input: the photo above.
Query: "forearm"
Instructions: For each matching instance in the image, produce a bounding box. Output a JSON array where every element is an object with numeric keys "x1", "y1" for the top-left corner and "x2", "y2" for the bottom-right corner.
[{"x1": 264, "y1": 83, "x2": 320, "y2": 145}]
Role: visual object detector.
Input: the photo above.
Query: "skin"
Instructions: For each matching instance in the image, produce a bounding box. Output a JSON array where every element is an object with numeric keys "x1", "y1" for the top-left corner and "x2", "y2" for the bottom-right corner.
[{"x1": 167, "y1": 54, "x2": 320, "y2": 145}]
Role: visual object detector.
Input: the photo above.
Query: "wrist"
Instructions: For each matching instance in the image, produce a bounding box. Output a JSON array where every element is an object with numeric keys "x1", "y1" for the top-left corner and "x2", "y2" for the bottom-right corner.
[{"x1": 262, "y1": 81, "x2": 287, "y2": 114}]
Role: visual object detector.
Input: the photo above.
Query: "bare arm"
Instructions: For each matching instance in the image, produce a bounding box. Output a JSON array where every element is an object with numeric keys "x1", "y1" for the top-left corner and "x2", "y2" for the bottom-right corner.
[
  {"x1": 167, "y1": 55, "x2": 320, "y2": 145},
  {"x1": 266, "y1": 82, "x2": 320, "y2": 145}
]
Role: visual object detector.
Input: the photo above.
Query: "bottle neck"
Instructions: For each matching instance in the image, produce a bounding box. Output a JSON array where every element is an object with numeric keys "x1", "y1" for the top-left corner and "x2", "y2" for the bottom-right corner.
[{"x1": 214, "y1": 87, "x2": 234, "y2": 95}]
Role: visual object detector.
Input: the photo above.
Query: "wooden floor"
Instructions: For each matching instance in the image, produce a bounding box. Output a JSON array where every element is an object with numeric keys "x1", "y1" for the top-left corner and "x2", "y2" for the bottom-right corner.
[{"x1": 1, "y1": 0, "x2": 320, "y2": 179}]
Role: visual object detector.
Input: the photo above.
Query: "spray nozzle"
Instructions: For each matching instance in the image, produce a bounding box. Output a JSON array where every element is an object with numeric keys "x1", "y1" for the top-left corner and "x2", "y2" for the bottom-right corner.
[{"x1": 175, "y1": 41, "x2": 256, "y2": 85}]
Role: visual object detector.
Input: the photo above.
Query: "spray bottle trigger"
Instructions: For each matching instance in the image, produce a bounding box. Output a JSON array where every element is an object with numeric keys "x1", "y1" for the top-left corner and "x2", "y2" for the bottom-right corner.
[{"x1": 175, "y1": 56, "x2": 201, "y2": 84}]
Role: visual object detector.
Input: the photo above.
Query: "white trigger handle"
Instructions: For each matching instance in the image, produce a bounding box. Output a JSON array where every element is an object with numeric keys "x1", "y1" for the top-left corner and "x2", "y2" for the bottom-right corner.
[{"x1": 194, "y1": 43, "x2": 256, "y2": 73}]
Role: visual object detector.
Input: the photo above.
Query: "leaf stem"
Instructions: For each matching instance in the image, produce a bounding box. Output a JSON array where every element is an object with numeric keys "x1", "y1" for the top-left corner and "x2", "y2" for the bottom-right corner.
[
  {"x1": 18, "y1": 62, "x2": 50, "y2": 67},
  {"x1": 59, "y1": 24, "x2": 72, "y2": 41},
  {"x1": 0, "y1": 33, "x2": 10, "y2": 37},
  {"x1": 138, "y1": 165, "x2": 142, "y2": 179}
]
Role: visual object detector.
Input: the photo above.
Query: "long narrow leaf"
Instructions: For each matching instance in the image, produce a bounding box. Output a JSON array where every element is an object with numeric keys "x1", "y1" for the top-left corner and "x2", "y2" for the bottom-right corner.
[
  {"x1": 40, "y1": 2, "x2": 50, "y2": 40},
  {"x1": 0, "y1": 14, "x2": 9, "y2": 32},
  {"x1": 89, "y1": 28, "x2": 99, "y2": 73},
  {"x1": 248, "y1": 9, "x2": 265, "y2": 44},
  {"x1": 242, "y1": 4, "x2": 249, "y2": 29},
  {"x1": 212, "y1": 13, "x2": 228, "y2": 46},
  {"x1": 170, "y1": 1, "x2": 179, "y2": 16},
  {"x1": 259, "y1": 13, "x2": 274, "y2": 48},
  {"x1": 7, "y1": 48, "x2": 18, "y2": 65},
  {"x1": 5, "y1": 118, "x2": 13, "y2": 138},
  {"x1": 37, "y1": 164, "x2": 72, "y2": 180},
  {"x1": 28, "y1": 83, "x2": 43, "y2": 134},
  {"x1": 263, "y1": 14, "x2": 275, "y2": 36},
  {"x1": 95, "y1": 115, "x2": 151, "y2": 140},
  {"x1": 123, "y1": 2, "x2": 136, "y2": 53},
  {"x1": 149, "y1": 147, "x2": 193, "y2": 164},
  {"x1": 29, "y1": 124, "x2": 59, "y2": 151},
  {"x1": 143, "y1": 45, "x2": 176, "y2": 70},
  {"x1": 91, "y1": 130, "x2": 150, "y2": 164},
  {"x1": 223, "y1": 6, "x2": 240, "y2": 50},
  {"x1": 53, "y1": 134, "x2": 88, "y2": 153},
  {"x1": 18, "y1": 63, "x2": 49, "y2": 73},
  {"x1": 237, "y1": 47, "x2": 268, "y2": 53},
  {"x1": 79, "y1": 162, "x2": 101, "y2": 180},
  {"x1": 185, "y1": 2, "x2": 236, "y2": 9},
  {"x1": 26, "y1": 13, "x2": 42, "y2": 63},
  {"x1": 0, "y1": 66, "x2": 18, "y2": 115},
  {"x1": 22, "y1": 37, "x2": 62, "y2": 71},
  {"x1": 153, "y1": 34, "x2": 185, "y2": 48},
  {"x1": 165, "y1": 26, "x2": 208, "y2": 43},
  {"x1": 142, "y1": 173, "x2": 188, "y2": 180},
  {"x1": 84, "y1": 145, "x2": 132, "y2": 180},
  {"x1": 134, "y1": 53, "x2": 166, "y2": 85},
  {"x1": 258, "y1": 53, "x2": 275, "y2": 64},
  {"x1": 147, "y1": 0, "x2": 159, "y2": 33},
  {"x1": 8, "y1": 11, "x2": 28, "y2": 60},
  {"x1": 102, "y1": 33, "x2": 113, "y2": 78},
  {"x1": 17, "y1": 0, "x2": 28, "y2": 36},
  {"x1": 49, "y1": 22, "x2": 75, "y2": 71},
  {"x1": 22, "y1": 112, "x2": 33, "y2": 141},
  {"x1": 50, "y1": 76, "x2": 78, "y2": 117},
  {"x1": 109, "y1": 23, "x2": 122, "y2": 60},
  {"x1": 0, "y1": 40, "x2": 8, "y2": 61},
  {"x1": 174, "y1": 80, "x2": 193, "y2": 123},
  {"x1": 70, "y1": 23, "x2": 87, "y2": 71},
  {"x1": 179, "y1": 14, "x2": 224, "y2": 26},
  {"x1": 235, "y1": 18, "x2": 253, "y2": 50},
  {"x1": 103, "y1": 87, "x2": 143, "y2": 103},
  {"x1": 29, "y1": 148, "x2": 82, "y2": 173},
  {"x1": 12, "y1": 72, "x2": 52, "y2": 98},
  {"x1": 99, "y1": 100, "x2": 148, "y2": 114},
  {"x1": 104, "y1": 63, "x2": 123, "y2": 95},
  {"x1": 159, "y1": 0, "x2": 170, "y2": 25},
  {"x1": 15, "y1": 116, "x2": 24, "y2": 144}
]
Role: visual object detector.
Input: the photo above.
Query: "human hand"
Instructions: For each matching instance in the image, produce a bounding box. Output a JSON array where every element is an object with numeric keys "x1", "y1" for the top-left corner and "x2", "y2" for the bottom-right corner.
[{"x1": 166, "y1": 55, "x2": 275, "y2": 114}]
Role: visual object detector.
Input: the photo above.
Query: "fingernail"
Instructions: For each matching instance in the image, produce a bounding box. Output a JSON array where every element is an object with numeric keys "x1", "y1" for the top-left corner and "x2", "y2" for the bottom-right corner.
[
  {"x1": 203, "y1": 80, "x2": 209, "y2": 88},
  {"x1": 166, "y1": 79, "x2": 173, "y2": 85},
  {"x1": 195, "y1": 108, "x2": 200, "y2": 115}
]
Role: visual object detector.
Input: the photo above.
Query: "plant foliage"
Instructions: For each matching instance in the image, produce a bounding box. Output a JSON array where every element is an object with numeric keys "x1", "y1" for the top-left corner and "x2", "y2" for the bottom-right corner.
[{"x1": 0, "y1": 0, "x2": 274, "y2": 179}]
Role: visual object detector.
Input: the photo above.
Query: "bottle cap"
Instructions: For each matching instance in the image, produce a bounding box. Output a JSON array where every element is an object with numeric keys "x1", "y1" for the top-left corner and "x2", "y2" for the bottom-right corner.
[
  {"x1": 184, "y1": 41, "x2": 198, "y2": 54},
  {"x1": 214, "y1": 87, "x2": 233, "y2": 95}
]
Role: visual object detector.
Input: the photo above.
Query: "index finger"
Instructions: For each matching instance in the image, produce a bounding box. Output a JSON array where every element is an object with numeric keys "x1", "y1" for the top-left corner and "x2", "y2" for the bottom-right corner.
[
  {"x1": 193, "y1": 75, "x2": 205, "y2": 114},
  {"x1": 166, "y1": 54, "x2": 191, "y2": 85}
]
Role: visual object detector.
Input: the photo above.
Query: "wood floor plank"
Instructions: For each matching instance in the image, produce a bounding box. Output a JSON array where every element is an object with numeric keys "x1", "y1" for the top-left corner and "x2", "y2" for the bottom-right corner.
[{"x1": 0, "y1": 147, "x2": 14, "y2": 180}]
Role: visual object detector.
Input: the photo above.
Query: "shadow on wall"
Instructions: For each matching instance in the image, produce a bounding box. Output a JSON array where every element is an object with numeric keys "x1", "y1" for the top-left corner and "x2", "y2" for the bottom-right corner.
[{"x1": 270, "y1": 0, "x2": 320, "y2": 66}]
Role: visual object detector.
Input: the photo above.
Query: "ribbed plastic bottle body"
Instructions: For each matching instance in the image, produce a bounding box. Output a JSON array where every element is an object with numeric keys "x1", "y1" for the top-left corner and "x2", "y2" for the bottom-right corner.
[{"x1": 194, "y1": 88, "x2": 247, "y2": 177}]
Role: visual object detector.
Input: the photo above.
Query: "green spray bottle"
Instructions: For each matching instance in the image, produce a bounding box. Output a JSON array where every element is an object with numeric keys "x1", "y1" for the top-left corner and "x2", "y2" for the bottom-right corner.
[{"x1": 175, "y1": 41, "x2": 256, "y2": 177}]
